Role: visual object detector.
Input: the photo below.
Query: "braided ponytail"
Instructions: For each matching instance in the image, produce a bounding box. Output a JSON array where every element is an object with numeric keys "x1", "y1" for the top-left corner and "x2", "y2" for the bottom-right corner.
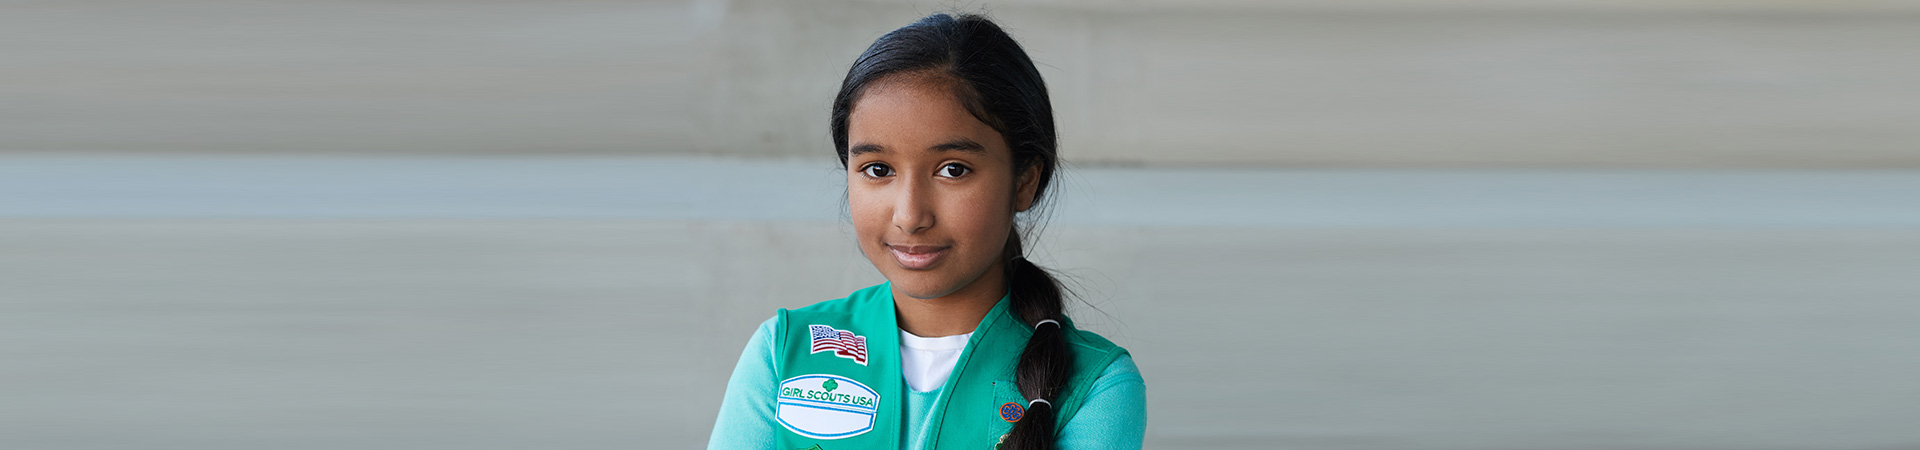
[
  {"x1": 1001, "y1": 232, "x2": 1073, "y2": 450},
  {"x1": 830, "y1": 12, "x2": 1068, "y2": 448}
]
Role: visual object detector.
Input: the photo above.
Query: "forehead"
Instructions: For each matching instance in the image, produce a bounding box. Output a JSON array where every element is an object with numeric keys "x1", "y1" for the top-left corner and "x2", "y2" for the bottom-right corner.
[{"x1": 847, "y1": 75, "x2": 1007, "y2": 157}]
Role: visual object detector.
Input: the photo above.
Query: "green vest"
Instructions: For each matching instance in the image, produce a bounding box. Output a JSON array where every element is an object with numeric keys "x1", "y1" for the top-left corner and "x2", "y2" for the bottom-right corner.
[{"x1": 772, "y1": 282, "x2": 1127, "y2": 450}]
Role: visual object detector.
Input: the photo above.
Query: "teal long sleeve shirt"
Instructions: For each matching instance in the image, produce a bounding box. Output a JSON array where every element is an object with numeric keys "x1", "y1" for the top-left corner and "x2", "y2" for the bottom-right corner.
[{"x1": 707, "y1": 316, "x2": 1147, "y2": 449}]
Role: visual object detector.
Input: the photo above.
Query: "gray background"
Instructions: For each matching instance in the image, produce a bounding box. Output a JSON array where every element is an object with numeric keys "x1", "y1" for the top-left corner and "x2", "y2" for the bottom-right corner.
[
  {"x1": 5, "y1": 1, "x2": 1919, "y2": 449},
  {"x1": 9, "y1": 0, "x2": 1920, "y2": 166}
]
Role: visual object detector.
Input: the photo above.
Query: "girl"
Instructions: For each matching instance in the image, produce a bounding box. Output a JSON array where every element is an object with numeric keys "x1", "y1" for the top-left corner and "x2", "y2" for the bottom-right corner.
[{"x1": 707, "y1": 13, "x2": 1146, "y2": 450}]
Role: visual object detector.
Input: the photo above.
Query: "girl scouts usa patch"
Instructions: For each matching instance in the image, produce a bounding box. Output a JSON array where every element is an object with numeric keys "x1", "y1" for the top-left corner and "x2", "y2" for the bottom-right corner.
[{"x1": 776, "y1": 374, "x2": 880, "y2": 439}]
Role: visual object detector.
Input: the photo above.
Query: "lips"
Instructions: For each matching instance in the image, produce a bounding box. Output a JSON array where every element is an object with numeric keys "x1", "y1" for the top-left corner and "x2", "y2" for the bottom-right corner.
[{"x1": 887, "y1": 244, "x2": 949, "y2": 270}]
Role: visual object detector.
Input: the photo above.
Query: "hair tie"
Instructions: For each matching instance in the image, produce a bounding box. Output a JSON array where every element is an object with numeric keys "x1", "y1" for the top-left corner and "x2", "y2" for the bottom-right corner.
[
  {"x1": 1010, "y1": 255, "x2": 1027, "y2": 265},
  {"x1": 1034, "y1": 319, "x2": 1060, "y2": 330},
  {"x1": 1028, "y1": 398, "x2": 1051, "y2": 409}
]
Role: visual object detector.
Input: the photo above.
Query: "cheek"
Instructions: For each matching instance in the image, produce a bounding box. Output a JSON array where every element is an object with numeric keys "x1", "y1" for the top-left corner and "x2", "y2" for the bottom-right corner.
[
  {"x1": 846, "y1": 184, "x2": 890, "y2": 246},
  {"x1": 940, "y1": 189, "x2": 1016, "y2": 246}
]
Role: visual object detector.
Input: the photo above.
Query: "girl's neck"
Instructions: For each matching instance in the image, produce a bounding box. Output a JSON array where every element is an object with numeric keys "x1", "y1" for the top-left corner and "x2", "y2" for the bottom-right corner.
[{"x1": 892, "y1": 265, "x2": 1006, "y2": 337}]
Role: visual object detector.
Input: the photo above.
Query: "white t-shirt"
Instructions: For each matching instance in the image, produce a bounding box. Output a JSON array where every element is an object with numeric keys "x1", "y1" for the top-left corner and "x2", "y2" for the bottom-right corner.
[{"x1": 898, "y1": 329, "x2": 971, "y2": 393}]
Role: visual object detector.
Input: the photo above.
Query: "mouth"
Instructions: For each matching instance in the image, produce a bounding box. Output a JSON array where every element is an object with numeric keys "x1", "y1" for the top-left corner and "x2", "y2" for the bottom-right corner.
[{"x1": 887, "y1": 244, "x2": 950, "y2": 270}]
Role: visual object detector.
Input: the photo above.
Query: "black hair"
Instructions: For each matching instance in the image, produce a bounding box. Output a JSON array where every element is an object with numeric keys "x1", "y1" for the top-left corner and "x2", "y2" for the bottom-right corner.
[{"x1": 830, "y1": 13, "x2": 1071, "y2": 449}]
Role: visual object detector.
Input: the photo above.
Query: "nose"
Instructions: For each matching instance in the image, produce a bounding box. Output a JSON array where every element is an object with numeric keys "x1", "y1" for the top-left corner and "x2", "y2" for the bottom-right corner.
[{"x1": 892, "y1": 176, "x2": 935, "y2": 234}]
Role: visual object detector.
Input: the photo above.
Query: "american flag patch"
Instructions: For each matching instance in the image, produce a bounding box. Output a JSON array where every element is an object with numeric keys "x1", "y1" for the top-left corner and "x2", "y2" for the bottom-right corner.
[{"x1": 808, "y1": 324, "x2": 869, "y2": 365}]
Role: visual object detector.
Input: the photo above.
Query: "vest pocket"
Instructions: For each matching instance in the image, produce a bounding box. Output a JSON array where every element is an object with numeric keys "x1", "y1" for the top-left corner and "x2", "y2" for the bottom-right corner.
[{"x1": 988, "y1": 380, "x2": 1023, "y2": 444}]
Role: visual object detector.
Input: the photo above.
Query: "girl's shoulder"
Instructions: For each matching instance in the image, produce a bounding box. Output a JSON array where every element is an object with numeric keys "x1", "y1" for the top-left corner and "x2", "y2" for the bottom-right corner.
[
  {"x1": 1062, "y1": 319, "x2": 1129, "y2": 362},
  {"x1": 1063, "y1": 325, "x2": 1124, "y2": 354},
  {"x1": 1059, "y1": 324, "x2": 1134, "y2": 388}
]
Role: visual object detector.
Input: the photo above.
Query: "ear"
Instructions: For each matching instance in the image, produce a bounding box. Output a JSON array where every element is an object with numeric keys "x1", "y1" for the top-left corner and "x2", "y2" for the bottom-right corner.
[{"x1": 1014, "y1": 163, "x2": 1043, "y2": 213}]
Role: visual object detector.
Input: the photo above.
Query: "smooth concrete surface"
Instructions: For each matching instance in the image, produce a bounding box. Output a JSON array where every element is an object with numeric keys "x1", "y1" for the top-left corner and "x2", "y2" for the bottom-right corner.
[
  {"x1": 4, "y1": 156, "x2": 1919, "y2": 449},
  {"x1": 7, "y1": 0, "x2": 1920, "y2": 167}
]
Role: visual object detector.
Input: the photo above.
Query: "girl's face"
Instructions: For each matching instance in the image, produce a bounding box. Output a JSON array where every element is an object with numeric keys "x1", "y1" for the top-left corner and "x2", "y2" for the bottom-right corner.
[{"x1": 845, "y1": 76, "x2": 1039, "y2": 301}]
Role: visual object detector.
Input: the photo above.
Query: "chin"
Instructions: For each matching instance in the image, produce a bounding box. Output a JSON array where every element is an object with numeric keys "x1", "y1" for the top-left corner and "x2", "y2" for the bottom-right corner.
[{"x1": 883, "y1": 272, "x2": 966, "y2": 300}]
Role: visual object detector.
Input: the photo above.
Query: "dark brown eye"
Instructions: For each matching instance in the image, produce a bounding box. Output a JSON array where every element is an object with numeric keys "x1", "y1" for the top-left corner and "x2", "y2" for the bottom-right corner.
[
  {"x1": 862, "y1": 163, "x2": 893, "y2": 178},
  {"x1": 937, "y1": 163, "x2": 970, "y2": 178}
]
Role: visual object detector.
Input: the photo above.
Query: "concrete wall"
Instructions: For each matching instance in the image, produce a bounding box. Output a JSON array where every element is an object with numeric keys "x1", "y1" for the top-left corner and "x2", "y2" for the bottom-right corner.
[{"x1": 7, "y1": 0, "x2": 1920, "y2": 166}]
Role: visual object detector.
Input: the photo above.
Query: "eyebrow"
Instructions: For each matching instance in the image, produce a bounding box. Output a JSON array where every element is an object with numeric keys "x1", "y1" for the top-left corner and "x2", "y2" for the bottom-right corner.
[
  {"x1": 929, "y1": 139, "x2": 987, "y2": 154},
  {"x1": 848, "y1": 138, "x2": 988, "y2": 158}
]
